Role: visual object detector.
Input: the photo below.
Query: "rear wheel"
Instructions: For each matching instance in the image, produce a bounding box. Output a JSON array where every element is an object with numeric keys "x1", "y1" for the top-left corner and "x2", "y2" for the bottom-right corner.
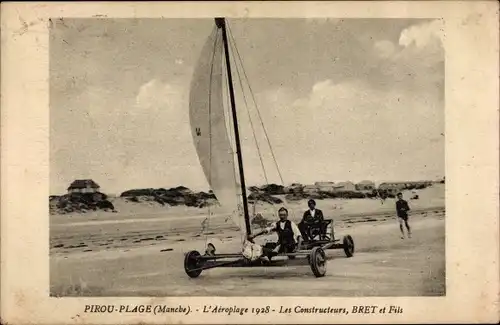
[
  {"x1": 343, "y1": 235, "x2": 354, "y2": 257},
  {"x1": 309, "y1": 247, "x2": 327, "y2": 277},
  {"x1": 184, "y1": 250, "x2": 203, "y2": 278}
]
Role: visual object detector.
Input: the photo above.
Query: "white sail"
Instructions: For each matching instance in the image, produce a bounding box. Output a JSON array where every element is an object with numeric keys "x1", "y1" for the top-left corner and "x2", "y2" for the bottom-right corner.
[{"x1": 189, "y1": 26, "x2": 244, "y2": 231}]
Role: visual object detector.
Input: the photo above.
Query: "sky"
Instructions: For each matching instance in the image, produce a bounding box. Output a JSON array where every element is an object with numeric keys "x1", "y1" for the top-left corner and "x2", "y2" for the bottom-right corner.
[{"x1": 50, "y1": 18, "x2": 445, "y2": 195}]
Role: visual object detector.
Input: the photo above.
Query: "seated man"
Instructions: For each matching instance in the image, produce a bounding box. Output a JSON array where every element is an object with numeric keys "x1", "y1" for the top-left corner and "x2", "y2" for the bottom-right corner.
[
  {"x1": 247, "y1": 207, "x2": 303, "y2": 257},
  {"x1": 298, "y1": 199, "x2": 325, "y2": 241}
]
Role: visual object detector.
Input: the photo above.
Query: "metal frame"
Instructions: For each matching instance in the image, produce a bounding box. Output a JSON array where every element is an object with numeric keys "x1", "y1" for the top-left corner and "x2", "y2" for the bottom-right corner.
[
  {"x1": 184, "y1": 231, "x2": 354, "y2": 278},
  {"x1": 185, "y1": 245, "x2": 330, "y2": 278}
]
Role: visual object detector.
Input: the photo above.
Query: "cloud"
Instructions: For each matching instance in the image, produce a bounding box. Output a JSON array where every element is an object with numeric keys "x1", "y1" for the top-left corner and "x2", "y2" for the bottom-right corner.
[
  {"x1": 135, "y1": 79, "x2": 183, "y2": 112},
  {"x1": 272, "y1": 78, "x2": 445, "y2": 182},
  {"x1": 52, "y1": 78, "x2": 198, "y2": 194},
  {"x1": 399, "y1": 19, "x2": 444, "y2": 50},
  {"x1": 368, "y1": 20, "x2": 444, "y2": 95},
  {"x1": 293, "y1": 78, "x2": 442, "y2": 126},
  {"x1": 51, "y1": 19, "x2": 446, "y2": 194},
  {"x1": 373, "y1": 19, "x2": 444, "y2": 61}
]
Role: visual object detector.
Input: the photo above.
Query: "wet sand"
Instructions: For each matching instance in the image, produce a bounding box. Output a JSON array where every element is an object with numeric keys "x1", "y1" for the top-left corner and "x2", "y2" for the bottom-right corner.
[{"x1": 50, "y1": 207, "x2": 445, "y2": 297}]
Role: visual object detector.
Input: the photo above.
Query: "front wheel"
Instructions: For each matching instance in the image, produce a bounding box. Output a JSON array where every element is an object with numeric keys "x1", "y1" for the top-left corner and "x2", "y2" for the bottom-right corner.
[
  {"x1": 309, "y1": 247, "x2": 327, "y2": 277},
  {"x1": 184, "y1": 250, "x2": 203, "y2": 278},
  {"x1": 343, "y1": 235, "x2": 354, "y2": 257}
]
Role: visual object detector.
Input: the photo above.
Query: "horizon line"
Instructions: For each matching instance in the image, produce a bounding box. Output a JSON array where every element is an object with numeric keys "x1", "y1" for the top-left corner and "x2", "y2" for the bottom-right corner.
[{"x1": 50, "y1": 177, "x2": 444, "y2": 196}]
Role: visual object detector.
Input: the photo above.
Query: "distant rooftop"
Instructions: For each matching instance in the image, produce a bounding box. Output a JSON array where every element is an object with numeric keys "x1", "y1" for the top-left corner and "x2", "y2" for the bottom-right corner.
[
  {"x1": 67, "y1": 179, "x2": 100, "y2": 190},
  {"x1": 357, "y1": 180, "x2": 375, "y2": 184}
]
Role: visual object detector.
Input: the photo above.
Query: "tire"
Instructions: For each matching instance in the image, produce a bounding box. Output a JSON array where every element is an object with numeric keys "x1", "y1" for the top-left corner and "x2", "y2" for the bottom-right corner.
[
  {"x1": 309, "y1": 247, "x2": 327, "y2": 277},
  {"x1": 184, "y1": 250, "x2": 203, "y2": 278},
  {"x1": 343, "y1": 235, "x2": 354, "y2": 257}
]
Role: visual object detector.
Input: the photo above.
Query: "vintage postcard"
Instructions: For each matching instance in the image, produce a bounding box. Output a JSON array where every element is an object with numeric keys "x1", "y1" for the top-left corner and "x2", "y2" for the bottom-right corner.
[{"x1": 1, "y1": 1, "x2": 499, "y2": 324}]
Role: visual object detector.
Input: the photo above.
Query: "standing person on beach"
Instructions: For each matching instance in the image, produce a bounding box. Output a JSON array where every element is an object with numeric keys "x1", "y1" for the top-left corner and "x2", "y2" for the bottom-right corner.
[
  {"x1": 298, "y1": 199, "x2": 325, "y2": 241},
  {"x1": 396, "y1": 192, "x2": 411, "y2": 239}
]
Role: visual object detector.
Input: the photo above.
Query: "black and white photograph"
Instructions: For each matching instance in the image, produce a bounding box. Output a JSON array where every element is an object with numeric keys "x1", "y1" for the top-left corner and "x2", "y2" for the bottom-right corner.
[
  {"x1": 1, "y1": 2, "x2": 498, "y2": 324},
  {"x1": 49, "y1": 17, "x2": 446, "y2": 297}
]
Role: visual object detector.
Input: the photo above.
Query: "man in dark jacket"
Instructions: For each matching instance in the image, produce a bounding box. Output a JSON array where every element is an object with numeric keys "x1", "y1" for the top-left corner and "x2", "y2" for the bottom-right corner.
[
  {"x1": 396, "y1": 192, "x2": 411, "y2": 238},
  {"x1": 298, "y1": 199, "x2": 325, "y2": 241},
  {"x1": 247, "y1": 207, "x2": 303, "y2": 257}
]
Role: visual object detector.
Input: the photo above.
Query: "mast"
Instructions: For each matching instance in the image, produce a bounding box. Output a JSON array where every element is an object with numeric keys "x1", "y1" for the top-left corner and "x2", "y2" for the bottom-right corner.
[{"x1": 215, "y1": 17, "x2": 252, "y2": 236}]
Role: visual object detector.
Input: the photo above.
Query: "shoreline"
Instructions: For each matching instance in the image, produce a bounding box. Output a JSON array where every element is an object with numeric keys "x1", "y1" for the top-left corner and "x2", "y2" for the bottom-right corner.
[
  {"x1": 50, "y1": 206, "x2": 444, "y2": 257},
  {"x1": 50, "y1": 205, "x2": 445, "y2": 228}
]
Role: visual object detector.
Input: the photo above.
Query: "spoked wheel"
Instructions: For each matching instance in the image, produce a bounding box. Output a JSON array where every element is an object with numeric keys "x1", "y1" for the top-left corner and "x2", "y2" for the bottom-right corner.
[
  {"x1": 184, "y1": 250, "x2": 203, "y2": 278},
  {"x1": 309, "y1": 247, "x2": 327, "y2": 277},
  {"x1": 343, "y1": 235, "x2": 355, "y2": 257}
]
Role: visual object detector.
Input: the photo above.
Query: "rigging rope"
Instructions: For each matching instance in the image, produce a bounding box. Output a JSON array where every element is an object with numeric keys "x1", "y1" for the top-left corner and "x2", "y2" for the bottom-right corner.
[
  {"x1": 228, "y1": 34, "x2": 270, "y2": 186},
  {"x1": 227, "y1": 31, "x2": 276, "y2": 229},
  {"x1": 227, "y1": 22, "x2": 298, "y2": 222},
  {"x1": 227, "y1": 24, "x2": 286, "y2": 186}
]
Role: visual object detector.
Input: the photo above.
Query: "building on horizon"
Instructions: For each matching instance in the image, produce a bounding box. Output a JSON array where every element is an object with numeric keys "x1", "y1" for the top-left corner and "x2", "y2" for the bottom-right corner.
[
  {"x1": 378, "y1": 181, "x2": 434, "y2": 195},
  {"x1": 303, "y1": 184, "x2": 319, "y2": 194},
  {"x1": 333, "y1": 181, "x2": 356, "y2": 192},
  {"x1": 355, "y1": 180, "x2": 376, "y2": 191},
  {"x1": 314, "y1": 181, "x2": 335, "y2": 192},
  {"x1": 285, "y1": 183, "x2": 305, "y2": 194},
  {"x1": 67, "y1": 179, "x2": 100, "y2": 194}
]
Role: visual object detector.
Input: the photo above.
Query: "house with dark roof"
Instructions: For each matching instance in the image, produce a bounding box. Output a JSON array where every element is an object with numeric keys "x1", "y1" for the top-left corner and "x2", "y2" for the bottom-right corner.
[
  {"x1": 67, "y1": 179, "x2": 100, "y2": 194},
  {"x1": 284, "y1": 183, "x2": 304, "y2": 194},
  {"x1": 355, "y1": 180, "x2": 375, "y2": 191}
]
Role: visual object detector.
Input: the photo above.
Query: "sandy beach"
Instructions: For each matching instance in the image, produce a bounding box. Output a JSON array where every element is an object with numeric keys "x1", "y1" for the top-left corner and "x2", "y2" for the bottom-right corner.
[{"x1": 50, "y1": 186, "x2": 445, "y2": 297}]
